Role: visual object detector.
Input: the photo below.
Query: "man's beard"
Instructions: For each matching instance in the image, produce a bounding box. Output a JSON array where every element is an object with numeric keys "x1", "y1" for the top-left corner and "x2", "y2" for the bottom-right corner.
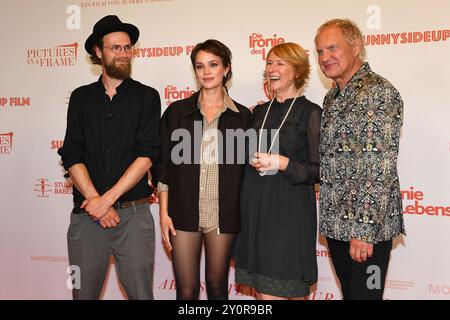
[{"x1": 103, "y1": 58, "x2": 132, "y2": 80}]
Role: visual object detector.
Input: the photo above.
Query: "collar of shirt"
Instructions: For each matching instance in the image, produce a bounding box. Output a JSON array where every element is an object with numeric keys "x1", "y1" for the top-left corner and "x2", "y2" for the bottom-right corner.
[
  {"x1": 181, "y1": 89, "x2": 240, "y2": 119},
  {"x1": 197, "y1": 87, "x2": 239, "y2": 114},
  {"x1": 96, "y1": 75, "x2": 132, "y2": 99},
  {"x1": 330, "y1": 62, "x2": 372, "y2": 101}
]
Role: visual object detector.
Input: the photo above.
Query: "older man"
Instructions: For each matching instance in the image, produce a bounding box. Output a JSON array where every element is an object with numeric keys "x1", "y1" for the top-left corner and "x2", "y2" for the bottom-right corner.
[
  {"x1": 315, "y1": 18, "x2": 405, "y2": 300},
  {"x1": 58, "y1": 15, "x2": 160, "y2": 299}
]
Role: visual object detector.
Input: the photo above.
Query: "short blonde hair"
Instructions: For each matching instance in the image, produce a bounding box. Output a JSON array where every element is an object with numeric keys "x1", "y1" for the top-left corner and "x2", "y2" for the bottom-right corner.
[
  {"x1": 267, "y1": 42, "x2": 310, "y2": 89},
  {"x1": 315, "y1": 18, "x2": 366, "y2": 60}
]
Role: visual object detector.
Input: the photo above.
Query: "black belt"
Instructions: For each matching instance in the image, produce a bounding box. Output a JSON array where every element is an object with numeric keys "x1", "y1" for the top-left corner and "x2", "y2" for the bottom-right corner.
[{"x1": 72, "y1": 197, "x2": 149, "y2": 214}]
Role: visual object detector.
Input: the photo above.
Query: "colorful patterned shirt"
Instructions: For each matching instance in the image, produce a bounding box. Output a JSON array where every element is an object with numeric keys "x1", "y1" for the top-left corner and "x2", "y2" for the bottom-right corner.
[{"x1": 319, "y1": 62, "x2": 406, "y2": 244}]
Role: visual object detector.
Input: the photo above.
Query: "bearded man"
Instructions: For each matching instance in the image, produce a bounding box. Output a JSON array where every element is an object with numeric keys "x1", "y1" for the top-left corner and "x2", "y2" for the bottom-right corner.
[{"x1": 58, "y1": 15, "x2": 161, "y2": 300}]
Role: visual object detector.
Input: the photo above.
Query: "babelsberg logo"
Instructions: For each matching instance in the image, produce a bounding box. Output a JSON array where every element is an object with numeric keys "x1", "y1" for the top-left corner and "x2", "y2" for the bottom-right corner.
[
  {"x1": 363, "y1": 29, "x2": 450, "y2": 46},
  {"x1": 133, "y1": 45, "x2": 195, "y2": 59},
  {"x1": 402, "y1": 186, "x2": 450, "y2": 217},
  {"x1": 0, "y1": 132, "x2": 13, "y2": 154},
  {"x1": 27, "y1": 43, "x2": 78, "y2": 67},
  {"x1": 34, "y1": 178, "x2": 52, "y2": 197},
  {"x1": 0, "y1": 97, "x2": 31, "y2": 108},
  {"x1": 249, "y1": 33, "x2": 285, "y2": 60},
  {"x1": 164, "y1": 84, "x2": 195, "y2": 106},
  {"x1": 34, "y1": 178, "x2": 72, "y2": 197}
]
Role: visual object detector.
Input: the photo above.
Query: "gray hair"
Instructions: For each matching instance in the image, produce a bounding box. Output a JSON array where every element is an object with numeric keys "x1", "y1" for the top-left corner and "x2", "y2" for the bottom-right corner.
[{"x1": 315, "y1": 18, "x2": 366, "y2": 60}]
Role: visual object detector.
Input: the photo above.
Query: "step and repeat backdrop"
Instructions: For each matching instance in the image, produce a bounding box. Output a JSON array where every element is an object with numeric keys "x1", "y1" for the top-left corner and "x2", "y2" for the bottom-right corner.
[{"x1": 1, "y1": 0, "x2": 449, "y2": 299}]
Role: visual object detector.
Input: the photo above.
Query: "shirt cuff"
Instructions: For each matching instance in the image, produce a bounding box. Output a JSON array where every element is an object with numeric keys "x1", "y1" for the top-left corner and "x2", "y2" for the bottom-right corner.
[{"x1": 157, "y1": 181, "x2": 169, "y2": 195}]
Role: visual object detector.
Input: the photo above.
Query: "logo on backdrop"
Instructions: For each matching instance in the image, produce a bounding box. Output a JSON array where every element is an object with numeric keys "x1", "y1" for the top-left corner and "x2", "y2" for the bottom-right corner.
[
  {"x1": 133, "y1": 45, "x2": 195, "y2": 59},
  {"x1": 51, "y1": 140, "x2": 64, "y2": 150},
  {"x1": 363, "y1": 29, "x2": 450, "y2": 46},
  {"x1": 429, "y1": 284, "x2": 450, "y2": 296},
  {"x1": 249, "y1": 33, "x2": 286, "y2": 61},
  {"x1": 385, "y1": 280, "x2": 414, "y2": 291},
  {"x1": 316, "y1": 249, "x2": 331, "y2": 258},
  {"x1": 34, "y1": 178, "x2": 53, "y2": 197},
  {"x1": 0, "y1": 132, "x2": 13, "y2": 154},
  {"x1": 158, "y1": 279, "x2": 262, "y2": 298},
  {"x1": 364, "y1": 5, "x2": 449, "y2": 45},
  {"x1": 248, "y1": 77, "x2": 271, "y2": 111},
  {"x1": 80, "y1": 0, "x2": 174, "y2": 9},
  {"x1": 402, "y1": 186, "x2": 450, "y2": 217},
  {"x1": 27, "y1": 43, "x2": 78, "y2": 67},
  {"x1": 158, "y1": 278, "x2": 177, "y2": 291},
  {"x1": 164, "y1": 84, "x2": 196, "y2": 106},
  {"x1": 34, "y1": 178, "x2": 72, "y2": 197},
  {"x1": 308, "y1": 291, "x2": 335, "y2": 300},
  {"x1": 31, "y1": 255, "x2": 68, "y2": 263},
  {"x1": 0, "y1": 97, "x2": 31, "y2": 108}
]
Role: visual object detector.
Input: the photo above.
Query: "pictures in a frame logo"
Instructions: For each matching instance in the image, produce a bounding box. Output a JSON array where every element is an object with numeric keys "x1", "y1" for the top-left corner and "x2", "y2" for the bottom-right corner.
[
  {"x1": 0, "y1": 132, "x2": 13, "y2": 154},
  {"x1": 27, "y1": 43, "x2": 78, "y2": 67}
]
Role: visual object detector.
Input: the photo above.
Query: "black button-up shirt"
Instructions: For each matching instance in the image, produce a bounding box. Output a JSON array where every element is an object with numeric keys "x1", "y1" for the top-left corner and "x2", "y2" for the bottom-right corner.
[{"x1": 58, "y1": 77, "x2": 161, "y2": 207}]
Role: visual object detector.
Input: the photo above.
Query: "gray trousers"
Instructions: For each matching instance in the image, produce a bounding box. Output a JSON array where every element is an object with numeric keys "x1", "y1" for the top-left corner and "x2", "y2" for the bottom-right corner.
[{"x1": 67, "y1": 203, "x2": 155, "y2": 300}]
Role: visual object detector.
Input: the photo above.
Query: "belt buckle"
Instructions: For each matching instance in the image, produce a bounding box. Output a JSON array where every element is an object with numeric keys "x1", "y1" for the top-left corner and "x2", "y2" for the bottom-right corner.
[{"x1": 114, "y1": 201, "x2": 122, "y2": 210}]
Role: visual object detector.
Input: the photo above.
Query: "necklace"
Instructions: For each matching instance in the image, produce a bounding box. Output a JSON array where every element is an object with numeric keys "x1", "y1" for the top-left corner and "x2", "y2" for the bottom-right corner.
[{"x1": 257, "y1": 91, "x2": 300, "y2": 176}]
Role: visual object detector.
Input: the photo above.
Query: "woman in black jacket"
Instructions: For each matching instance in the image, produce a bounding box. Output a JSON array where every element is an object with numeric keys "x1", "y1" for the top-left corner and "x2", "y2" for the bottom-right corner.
[{"x1": 156, "y1": 39, "x2": 252, "y2": 300}]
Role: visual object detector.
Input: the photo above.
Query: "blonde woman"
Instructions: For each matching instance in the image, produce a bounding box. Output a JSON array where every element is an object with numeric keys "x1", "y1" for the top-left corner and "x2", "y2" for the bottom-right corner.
[{"x1": 235, "y1": 42, "x2": 321, "y2": 300}]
